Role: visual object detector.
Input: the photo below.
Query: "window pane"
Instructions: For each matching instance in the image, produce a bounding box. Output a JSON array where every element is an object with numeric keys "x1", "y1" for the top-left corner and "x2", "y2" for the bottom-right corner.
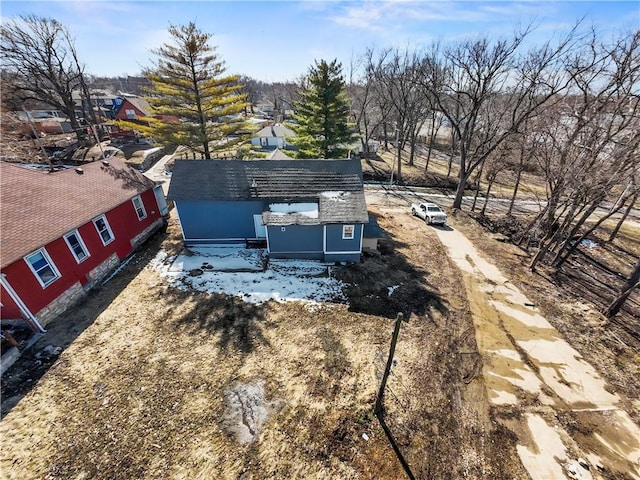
[
  {"x1": 38, "y1": 265, "x2": 56, "y2": 283},
  {"x1": 26, "y1": 250, "x2": 58, "y2": 286},
  {"x1": 30, "y1": 253, "x2": 47, "y2": 270}
]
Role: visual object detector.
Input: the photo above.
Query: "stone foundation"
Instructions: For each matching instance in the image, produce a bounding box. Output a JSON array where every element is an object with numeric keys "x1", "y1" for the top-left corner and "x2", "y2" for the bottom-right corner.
[
  {"x1": 35, "y1": 281, "x2": 86, "y2": 327},
  {"x1": 86, "y1": 253, "x2": 120, "y2": 288},
  {"x1": 130, "y1": 218, "x2": 163, "y2": 250}
]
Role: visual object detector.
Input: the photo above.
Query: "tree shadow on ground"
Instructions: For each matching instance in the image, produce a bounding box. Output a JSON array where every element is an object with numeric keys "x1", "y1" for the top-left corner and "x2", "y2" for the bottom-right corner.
[
  {"x1": 335, "y1": 212, "x2": 448, "y2": 320},
  {"x1": 166, "y1": 289, "x2": 270, "y2": 355},
  {"x1": 0, "y1": 227, "x2": 169, "y2": 419}
]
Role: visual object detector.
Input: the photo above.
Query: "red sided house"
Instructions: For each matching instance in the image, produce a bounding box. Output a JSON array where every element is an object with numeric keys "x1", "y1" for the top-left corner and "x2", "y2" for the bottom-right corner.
[{"x1": 1, "y1": 159, "x2": 169, "y2": 353}]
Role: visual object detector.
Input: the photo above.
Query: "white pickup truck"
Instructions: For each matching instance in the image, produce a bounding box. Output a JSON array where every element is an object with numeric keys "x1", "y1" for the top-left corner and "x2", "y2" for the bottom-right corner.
[{"x1": 411, "y1": 202, "x2": 447, "y2": 225}]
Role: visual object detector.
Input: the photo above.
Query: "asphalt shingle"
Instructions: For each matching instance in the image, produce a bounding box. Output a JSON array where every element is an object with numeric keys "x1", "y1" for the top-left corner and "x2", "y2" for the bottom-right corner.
[
  {"x1": 167, "y1": 159, "x2": 368, "y2": 225},
  {"x1": 1, "y1": 159, "x2": 156, "y2": 268}
]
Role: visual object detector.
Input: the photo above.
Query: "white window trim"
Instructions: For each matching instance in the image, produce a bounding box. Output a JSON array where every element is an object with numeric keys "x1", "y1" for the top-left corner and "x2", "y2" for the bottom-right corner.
[
  {"x1": 342, "y1": 224, "x2": 355, "y2": 240},
  {"x1": 64, "y1": 229, "x2": 90, "y2": 263},
  {"x1": 93, "y1": 214, "x2": 115, "y2": 245},
  {"x1": 132, "y1": 195, "x2": 147, "y2": 220},
  {"x1": 24, "y1": 248, "x2": 60, "y2": 288}
]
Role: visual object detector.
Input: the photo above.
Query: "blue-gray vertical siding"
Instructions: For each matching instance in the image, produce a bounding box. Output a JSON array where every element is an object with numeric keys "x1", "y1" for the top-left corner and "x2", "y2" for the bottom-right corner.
[
  {"x1": 175, "y1": 200, "x2": 264, "y2": 243},
  {"x1": 267, "y1": 224, "x2": 323, "y2": 259},
  {"x1": 324, "y1": 224, "x2": 362, "y2": 253}
]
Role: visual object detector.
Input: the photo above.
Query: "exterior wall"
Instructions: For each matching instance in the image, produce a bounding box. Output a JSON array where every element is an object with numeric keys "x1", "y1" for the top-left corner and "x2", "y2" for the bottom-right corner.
[
  {"x1": 130, "y1": 218, "x2": 164, "y2": 250},
  {"x1": 324, "y1": 224, "x2": 363, "y2": 253},
  {"x1": 362, "y1": 237, "x2": 379, "y2": 252},
  {"x1": 0, "y1": 187, "x2": 162, "y2": 323},
  {"x1": 175, "y1": 200, "x2": 264, "y2": 243},
  {"x1": 324, "y1": 252, "x2": 361, "y2": 263},
  {"x1": 0, "y1": 283, "x2": 22, "y2": 319},
  {"x1": 85, "y1": 253, "x2": 120, "y2": 287},
  {"x1": 267, "y1": 224, "x2": 323, "y2": 259}
]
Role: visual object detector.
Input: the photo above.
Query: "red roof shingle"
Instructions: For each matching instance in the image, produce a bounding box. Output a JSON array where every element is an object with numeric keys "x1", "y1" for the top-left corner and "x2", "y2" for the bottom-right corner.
[{"x1": 1, "y1": 159, "x2": 155, "y2": 268}]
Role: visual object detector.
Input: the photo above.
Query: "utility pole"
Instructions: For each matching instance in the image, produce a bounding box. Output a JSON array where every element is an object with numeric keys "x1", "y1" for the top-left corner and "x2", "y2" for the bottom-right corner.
[{"x1": 375, "y1": 312, "x2": 404, "y2": 415}]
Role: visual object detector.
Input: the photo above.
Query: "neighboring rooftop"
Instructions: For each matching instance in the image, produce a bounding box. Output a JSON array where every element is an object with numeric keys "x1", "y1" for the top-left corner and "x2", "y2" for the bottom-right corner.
[
  {"x1": 253, "y1": 124, "x2": 294, "y2": 138},
  {"x1": 1, "y1": 159, "x2": 156, "y2": 267}
]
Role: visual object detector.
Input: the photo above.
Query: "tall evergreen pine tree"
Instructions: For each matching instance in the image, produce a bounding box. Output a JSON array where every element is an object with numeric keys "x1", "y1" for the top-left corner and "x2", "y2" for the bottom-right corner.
[
  {"x1": 139, "y1": 22, "x2": 248, "y2": 158},
  {"x1": 289, "y1": 59, "x2": 354, "y2": 159}
]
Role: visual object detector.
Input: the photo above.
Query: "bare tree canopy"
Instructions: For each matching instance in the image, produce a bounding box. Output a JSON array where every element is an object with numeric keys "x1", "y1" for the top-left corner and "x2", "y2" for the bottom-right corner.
[
  {"x1": 1, "y1": 15, "x2": 85, "y2": 139},
  {"x1": 415, "y1": 24, "x2": 587, "y2": 209}
]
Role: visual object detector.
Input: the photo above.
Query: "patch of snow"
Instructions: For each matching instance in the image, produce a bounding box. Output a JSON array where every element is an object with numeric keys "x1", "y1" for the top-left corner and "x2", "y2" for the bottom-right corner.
[
  {"x1": 321, "y1": 191, "x2": 351, "y2": 202},
  {"x1": 387, "y1": 285, "x2": 400, "y2": 297},
  {"x1": 147, "y1": 249, "x2": 347, "y2": 305},
  {"x1": 169, "y1": 246, "x2": 264, "y2": 272},
  {"x1": 580, "y1": 239, "x2": 598, "y2": 248},
  {"x1": 221, "y1": 380, "x2": 282, "y2": 445},
  {"x1": 268, "y1": 202, "x2": 318, "y2": 218}
]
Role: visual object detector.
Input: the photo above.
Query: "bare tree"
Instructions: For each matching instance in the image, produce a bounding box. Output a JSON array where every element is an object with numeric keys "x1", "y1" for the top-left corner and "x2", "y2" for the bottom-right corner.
[
  {"x1": 1, "y1": 15, "x2": 86, "y2": 140},
  {"x1": 367, "y1": 47, "x2": 429, "y2": 182},
  {"x1": 608, "y1": 189, "x2": 637, "y2": 241},
  {"x1": 348, "y1": 48, "x2": 390, "y2": 160},
  {"x1": 417, "y1": 26, "x2": 582, "y2": 209},
  {"x1": 604, "y1": 257, "x2": 640, "y2": 318},
  {"x1": 526, "y1": 30, "x2": 640, "y2": 270}
]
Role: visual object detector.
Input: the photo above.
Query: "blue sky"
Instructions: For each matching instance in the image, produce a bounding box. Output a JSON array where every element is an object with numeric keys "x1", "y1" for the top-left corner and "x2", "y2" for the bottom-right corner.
[{"x1": 1, "y1": 1, "x2": 638, "y2": 82}]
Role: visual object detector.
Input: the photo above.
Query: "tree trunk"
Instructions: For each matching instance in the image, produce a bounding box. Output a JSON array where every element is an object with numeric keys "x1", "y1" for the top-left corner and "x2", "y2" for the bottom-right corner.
[
  {"x1": 447, "y1": 145, "x2": 455, "y2": 178},
  {"x1": 604, "y1": 258, "x2": 640, "y2": 318},
  {"x1": 471, "y1": 161, "x2": 485, "y2": 212},
  {"x1": 550, "y1": 201, "x2": 602, "y2": 267},
  {"x1": 508, "y1": 144, "x2": 525, "y2": 216},
  {"x1": 608, "y1": 193, "x2": 637, "y2": 242},
  {"x1": 481, "y1": 176, "x2": 496, "y2": 216},
  {"x1": 452, "y1": 169, "x2": 471, "y2": 210},
  {"x1": 408, "y1": 129, "x2": 416, "y2": 167},
  {"x1": 553, "y1": 195, "x2": 628, "y2": 268},
  {"x1": 395, "y1": 127, "x2": 402, "y2": 183},
  {"x1": 425, "y1": 112, "x2": 436, "y2": 173}
]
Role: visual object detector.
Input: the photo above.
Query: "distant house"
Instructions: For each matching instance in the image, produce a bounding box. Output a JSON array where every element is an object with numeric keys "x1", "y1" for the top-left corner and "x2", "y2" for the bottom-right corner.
[
  {"x1": 250, "y1": 124, "x2": 295, "y2": 150},
  {"x1": 167, "y1": 159, "x2": 368, "y2": 263},
  {"x1": 0, "y1": 159, "x2": 169, "y2": 334},
  {"x1": 113, "y1": 95, "x2": 154, "y2": 120},
  {"x1": 255, "y1": 100, "x2": 275, "y2": 117}
]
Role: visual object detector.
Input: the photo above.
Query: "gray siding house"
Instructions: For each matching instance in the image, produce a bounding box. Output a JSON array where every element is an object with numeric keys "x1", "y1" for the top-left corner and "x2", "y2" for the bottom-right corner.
[
  {"x1": 167, "y1": 159, "x2": 369, "y2": 263},
  {"x1": 250, "y1": 124, "x2": 295, "y2": 150}
]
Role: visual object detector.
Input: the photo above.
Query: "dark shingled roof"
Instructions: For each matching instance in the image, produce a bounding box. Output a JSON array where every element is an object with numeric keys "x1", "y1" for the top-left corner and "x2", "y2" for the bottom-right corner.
[{"x1": 168, "y1": 159, "x2": 368, "y2": 224}]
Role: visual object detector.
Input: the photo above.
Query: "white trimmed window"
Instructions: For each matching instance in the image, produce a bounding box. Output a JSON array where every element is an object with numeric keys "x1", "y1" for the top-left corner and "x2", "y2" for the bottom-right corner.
[
  {"x1": 342, "y1": 225, "x2": 355, "y2": 240},
  {"x1": 93, "y1": 215, "x2": 114, "y2": 245},
  {"x1": 132, "y1": 195, "x2": 147, "y2": 220},
  {"x1": 25, "y1": 248, "x2": 60, "y2": 287},
  {"x1": 64, "y1": 230, "x2": 90, "y2": 263}
]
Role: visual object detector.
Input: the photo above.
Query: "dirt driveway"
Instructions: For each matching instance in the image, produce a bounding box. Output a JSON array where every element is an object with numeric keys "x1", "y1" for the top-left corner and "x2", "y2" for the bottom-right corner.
[{"x1": 433, "y1": 224, "x2": 640, "y2": 479}]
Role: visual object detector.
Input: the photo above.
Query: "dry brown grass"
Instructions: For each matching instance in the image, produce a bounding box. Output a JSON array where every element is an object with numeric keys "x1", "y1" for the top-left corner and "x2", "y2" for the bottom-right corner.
[{"x1": 1, "y1": 212, "x2": 527, "y2": 479}]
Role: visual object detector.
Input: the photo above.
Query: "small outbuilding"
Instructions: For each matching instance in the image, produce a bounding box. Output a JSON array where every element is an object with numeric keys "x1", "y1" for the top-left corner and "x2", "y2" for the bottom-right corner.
[{"x1": 167, "y1": 159, "x2": 369, "y2": 263}]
